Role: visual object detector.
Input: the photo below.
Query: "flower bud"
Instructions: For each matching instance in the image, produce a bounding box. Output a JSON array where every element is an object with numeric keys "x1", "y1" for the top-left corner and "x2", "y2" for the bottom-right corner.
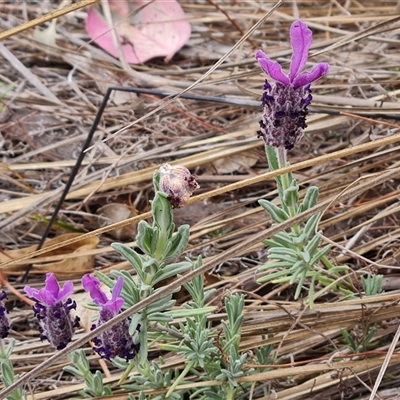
[{"x1": 158, "y1": 163, "x2": 199, "y2": 208}]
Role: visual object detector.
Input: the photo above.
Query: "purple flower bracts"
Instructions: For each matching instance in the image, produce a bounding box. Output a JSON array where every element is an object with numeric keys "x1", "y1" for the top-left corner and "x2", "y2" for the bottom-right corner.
[
  {"x1": 24, "y1": 273, "x2": 79, "y2": 350},
  {"x1": 255, "y1": 20, "x2": 329, "y2": 150},
  {"x1": 82, "y1": 274, "x2": 139, "y2": 361},
  {"x1": 0, "y1": 291, "x2": 10, "y2": 338}
]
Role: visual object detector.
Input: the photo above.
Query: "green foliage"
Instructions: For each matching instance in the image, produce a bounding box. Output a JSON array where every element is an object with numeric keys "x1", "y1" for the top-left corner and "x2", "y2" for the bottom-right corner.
[
  {"x1": 258, "y1": 145, "x2": 350, "y2": 307},
  {"x1": 0, "y1": 340, "x2": 26, "y2": 400},
  {"x1": 66, "y1": 167, "x2": 279, "y2": 399},
  {"x1": 340, "y1": 325, "x2": 379, "y2": 353},
  {"x1": 361, "y1": 274, "x2": 383, "y2": 296},
  {"x1": 64, "y1": 350, "x2": 112, "y2": 398}
]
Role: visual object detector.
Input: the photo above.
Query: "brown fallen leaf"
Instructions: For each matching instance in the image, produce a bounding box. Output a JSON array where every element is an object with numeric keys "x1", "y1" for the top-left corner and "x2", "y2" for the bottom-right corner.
[{"x1": 0, "y1": 233, "x2": 99, "y2": 278}]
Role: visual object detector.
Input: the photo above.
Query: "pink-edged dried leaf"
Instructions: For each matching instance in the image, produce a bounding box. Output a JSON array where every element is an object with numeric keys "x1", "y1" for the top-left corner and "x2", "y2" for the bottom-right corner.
[{"x1": 85, "y1": 0, "x2": 191, "y2": 64}]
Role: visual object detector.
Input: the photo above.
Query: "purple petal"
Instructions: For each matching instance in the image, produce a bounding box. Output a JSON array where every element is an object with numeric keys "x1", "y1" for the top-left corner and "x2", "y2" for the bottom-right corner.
[
  {"x1": 104, "y1": 297, "x2": 124, "y2": 315},
  {"x1": 82, "y1": 274, "x2": 108, "y2": 305},
  {"x1": 57, "y1": 280, "x2": 74, "y2": 302},
  {"x1": 111, "y1": 277, "x2": 124, "y2": 300},
  {"x1": 255, "y1": 50, "x2": 289, "y2": 85},
  {"x1": 292, "y1": 62, "x2": 329, "y2": 88},
  {"x1": 24, "y1": 285, "x2": 41, "y2": 301},
  {"x1": 25, "y1": 273, "x2": 60, "y2": 305},
  {"x1": 42, "y1": 273, "x2": 60, "y2": 304},
  {"x1": 104, "y1": 277, "x2": 124, "y2": 314},
  {"x1": 289, "y1": 21, "x2": 313, "y2": 83}
]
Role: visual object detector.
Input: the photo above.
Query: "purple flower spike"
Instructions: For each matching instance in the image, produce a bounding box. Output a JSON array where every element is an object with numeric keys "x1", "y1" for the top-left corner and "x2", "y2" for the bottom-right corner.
[
  {"x1": 0, "y1": 291, "x2": 10, "y2": 339},
  {"x1": 255, "y1": 20, "x2": 329, "y2": 150},
  {"x1": 24, "y1": 273, "x2": 79, "y2": 350},
  {"x1": 82, "y1": 274, "x2": 139, "y2": 361}
]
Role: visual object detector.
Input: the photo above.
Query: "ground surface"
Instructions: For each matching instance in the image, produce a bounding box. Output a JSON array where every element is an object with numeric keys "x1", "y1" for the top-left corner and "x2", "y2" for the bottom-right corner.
[{"x1": 2, "y1": 1, "x2": 400, "y2": 399}]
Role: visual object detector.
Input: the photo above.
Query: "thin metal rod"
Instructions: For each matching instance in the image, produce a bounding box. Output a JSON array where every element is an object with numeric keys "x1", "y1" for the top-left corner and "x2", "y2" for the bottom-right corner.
[{"x1": 22, "y1": 87, "x2": 114, "y2": 281}]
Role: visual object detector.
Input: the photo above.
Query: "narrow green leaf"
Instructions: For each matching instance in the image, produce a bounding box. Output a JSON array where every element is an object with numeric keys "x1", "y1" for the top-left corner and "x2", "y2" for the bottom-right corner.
[
  {"x1": 152, "y1": 192, "x2": 172, "y2": 233},
  {"x1": 136, "y1": 220, "x2": 153, "y2": 255},
  {"x1": 164, "y1": 224, "x2": 190, "y2": 260},
  {"x1": 283, "y1": 185, "x2": 299, "y2": 209},
  {"x1": 152, "y1": 261, "x2": 192, "y2": 285},
  {"x1": 259, "y1": 199, "x2": 290, "y2": 223},
  {"x1": 299, "y1": 186, "x2": 319, "y2": 212}
]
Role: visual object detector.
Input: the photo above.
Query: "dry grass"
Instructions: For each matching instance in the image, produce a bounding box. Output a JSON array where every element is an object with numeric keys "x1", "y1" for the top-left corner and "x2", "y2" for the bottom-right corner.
[{"x1": 2, "y1": 0, "x2": 400, "y2": 399}]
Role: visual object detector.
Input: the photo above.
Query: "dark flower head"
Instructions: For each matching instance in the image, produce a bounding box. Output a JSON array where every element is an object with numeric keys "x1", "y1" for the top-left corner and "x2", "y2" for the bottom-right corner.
[
  {"x1": 24, "y1": 273, "x2": 79, "y2": 350},
  {"x1": 82, "y1": 274, "x2": 139, "y2": 361},
  {"x1": 158, "y1": 163, "x2": 199, "y2": 208},
  {"x1": 255, "y1": 20, "x2": 329, "y2": 150},
  {"x1": 0, "y1": 291, "x2": 10, "y2": 339}
]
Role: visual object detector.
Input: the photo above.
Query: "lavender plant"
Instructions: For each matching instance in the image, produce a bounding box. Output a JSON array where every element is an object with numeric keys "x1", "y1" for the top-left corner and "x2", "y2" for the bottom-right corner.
[
  {"x1": 255, "y1": 21, "x2": 349, "y2": 305},
  {"x1": 85, "y1": 164, "x2": 263, "y2": 398},
  {"x1": 103, "y1": 163, "x2": 200, "y2": 369}
]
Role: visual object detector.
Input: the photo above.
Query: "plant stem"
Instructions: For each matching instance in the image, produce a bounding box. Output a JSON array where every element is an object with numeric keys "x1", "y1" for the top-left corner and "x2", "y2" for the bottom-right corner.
[
  {"x1": 274, "y1": 147, "x2": 301, "y2": 235},
  {"x1": 165, "y1": 360, "x2": 194, "y2": 398},
  {"x1": 227, "y1": 387, "x2": 235, "y2": 400}
]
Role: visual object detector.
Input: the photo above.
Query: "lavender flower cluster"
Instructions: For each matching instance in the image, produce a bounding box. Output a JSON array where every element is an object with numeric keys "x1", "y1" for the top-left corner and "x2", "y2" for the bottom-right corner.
[
  {"x1": 255, "y1": 20, "x2": 329, "y2": 150},
  {"x1": 0, "y1": 273, "x2": 139, "y2": 361}
]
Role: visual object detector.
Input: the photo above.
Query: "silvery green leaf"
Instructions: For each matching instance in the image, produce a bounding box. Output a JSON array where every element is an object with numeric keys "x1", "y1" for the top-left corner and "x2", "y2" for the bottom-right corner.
[
  {"x1": 147, "y1": 312, "x2": 173, "y2": 322},
  {"x1": 152, "y1": 168, "x2": 161, "y2": 191},
  {"x1": 111, "y1": 243, "x2": 145, "y2": 277},
  {"x1": 1, "y1": 362, "x2": 15, "y2": 386},
  {"x1": 299, "y1": 186, "x2": 319, "y2": 212},
  {"x1": 152, "y1": 261, "x2": 192, "y2": 285},
  {"x1": 93, "y1": 371, "x2": 104, "y2": 394},
  {"x1": 147, "y1": 296, "x2": 175, "y2": 314},
  {"x1": 300, "y1": 250, "x2": 311, "y2": 263},
  {"x1": 258, "y1": 199, "x2": 290, "y2": 223},
  {"x1": 290, "y1": 261, "x2": 306, "y2": 283},
  {"x1": 263, "y1": 238, "x2": 282, "y2": 248},
  {"x1": 63, "y1": 366, "x2": 83, "y2": 377},
  {"x1": 268, "y1": 247, "x2": 298, "y2": 259},
  {"x1": 283, "y1": 185, "x2": 299, "y2": 209},
  {"x1": 164, "y1": 224, "x2": 190, "y2": 260},
  {"x1": 265, "y1": 145, "x2": 280, "y2": 170},
  {"x1": 361, "y1": 274, "x2": 383, "y2": 296},
  {"x1": 310, "y1": 245, "x2": 331, "y2": 265},
  {"x1": 303, "y1": 213, "x2": 321, "y2": 240},
  {"x1": 294, "y1": 272, "x2": 308, "y2": 299},
  {"x1": 304, "y1": 234, "x2": 322, "y2": 256},
  {"x1": 167, "y1": 306, "x2": 216, "y2": 318},
  {"x1": 136, "y1": 220, "x2": 153, "y2": 255},
  {"x1": 292, "y1": 232, "x2": 307, "y2": 245},
  {"x1": 150, "y1": 226, "x2": 160, "y2": 255},
  {"x1": 259, "y1": 261, "x2": 295, "y2": 269},
  {"x1": 269, "y1": 232, "x2": 296, "y2": 248},
  {"x1": 258, "y1": 268, "x2": 292, "y2": 282},
  {"x1": 4, "y1": 339, "x2": 15, "y2": 358},
  {"x1": 152, "y1": 192, "x2": 172, "y2": 233}
]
